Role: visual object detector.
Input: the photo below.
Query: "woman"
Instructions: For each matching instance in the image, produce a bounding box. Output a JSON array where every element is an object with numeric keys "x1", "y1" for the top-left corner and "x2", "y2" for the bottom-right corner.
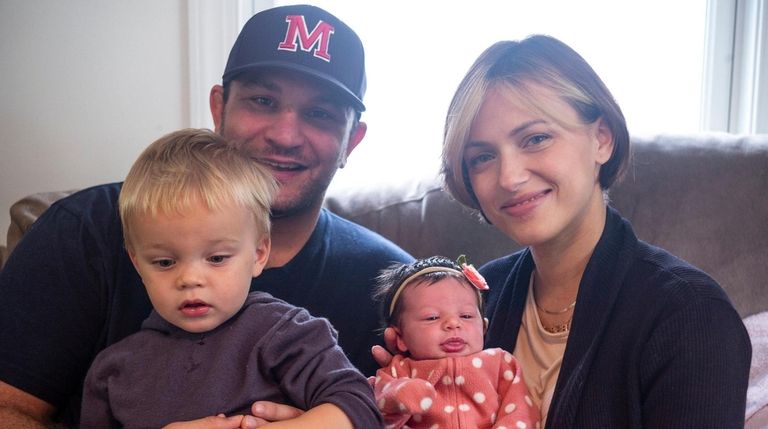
[{"x1": 441, "y1": 35, "x2": 751, "y2": 427}]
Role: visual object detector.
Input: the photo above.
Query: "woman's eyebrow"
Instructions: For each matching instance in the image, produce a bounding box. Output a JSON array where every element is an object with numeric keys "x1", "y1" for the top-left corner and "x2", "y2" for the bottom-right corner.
[
  {"x1": 466, "y1": 119, "x2": 547, "y2": 147},
  {"x1": 509, "y1": 119, "x2": 547, "y2": 138}
]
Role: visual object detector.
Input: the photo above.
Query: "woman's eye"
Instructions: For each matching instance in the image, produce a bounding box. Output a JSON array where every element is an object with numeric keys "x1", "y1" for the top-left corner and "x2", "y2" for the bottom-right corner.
[
  {"x1": 465, "y1": 152, "x2": 495, "y2": 170},
  {"x1": 525, "y1": 134, "x2": 549, "y2": 147}
]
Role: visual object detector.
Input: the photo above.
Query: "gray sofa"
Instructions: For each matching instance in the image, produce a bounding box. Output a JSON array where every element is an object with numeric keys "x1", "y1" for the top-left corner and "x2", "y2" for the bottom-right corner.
[
  {"x1": 324, "y1": 132, "x2": 768, "y2": 319},
  {"x1": 1, "y1": 132, "x2": 767, "y2": 424}
]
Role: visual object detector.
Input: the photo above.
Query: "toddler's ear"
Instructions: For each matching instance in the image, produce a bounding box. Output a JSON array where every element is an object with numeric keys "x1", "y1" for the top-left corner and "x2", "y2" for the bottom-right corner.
[
  {"x1": 127, "y1": 250, "x2": 141, "y2": 274},
  {"x1": 393, "y1": 326, "x2": 409, "y2": 354},
  {"x1": 483, "y1": 317, "x2": 489, "y2": 334},
  {"x1": 252, "y1": 237, "x2": 271, "y2": 277}
]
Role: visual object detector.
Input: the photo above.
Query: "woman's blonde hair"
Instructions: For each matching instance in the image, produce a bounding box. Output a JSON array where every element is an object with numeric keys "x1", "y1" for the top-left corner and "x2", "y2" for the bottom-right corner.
[
  {"x1": 119, "y1": 128, "x2": 277, "y2": 250},
  {"x1": 442, "y1": 35, "x2": 630, "y2": 210}
]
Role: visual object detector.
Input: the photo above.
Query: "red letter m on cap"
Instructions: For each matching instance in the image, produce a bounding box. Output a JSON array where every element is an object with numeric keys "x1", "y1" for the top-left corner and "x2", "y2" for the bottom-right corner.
[{"x1": 278, "y1": 15, "x2": 335, "y2": 62}]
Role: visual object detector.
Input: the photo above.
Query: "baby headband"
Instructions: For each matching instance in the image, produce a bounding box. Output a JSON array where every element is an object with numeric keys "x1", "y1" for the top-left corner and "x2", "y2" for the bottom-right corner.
[{"x1": 388, "y1": 256, "x2": 489, "y2": 316}]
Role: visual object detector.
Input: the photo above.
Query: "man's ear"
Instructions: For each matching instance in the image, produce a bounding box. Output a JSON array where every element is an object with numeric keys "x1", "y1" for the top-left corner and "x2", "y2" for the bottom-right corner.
[
  {"x1": 393, "y1": 326, "x2": 409, "y2": 354},
  {"x1": 209, "y1": 84, "x2": 225, "y2": 134},
  {"x1": 339, "y1": 121, "x2": 367, "y2": 168},
  {"x1": 252, "y1": 237, "x2": 271, "y2": 277}
]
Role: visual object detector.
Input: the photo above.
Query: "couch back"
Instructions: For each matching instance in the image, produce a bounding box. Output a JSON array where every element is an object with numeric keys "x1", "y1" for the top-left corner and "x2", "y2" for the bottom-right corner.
[
  {"x1": 324, "y1": 133, "x2": 768, "y2": 318},
  {"x1": 2, "y1": 133, "x2": 767, "y2": 318}
]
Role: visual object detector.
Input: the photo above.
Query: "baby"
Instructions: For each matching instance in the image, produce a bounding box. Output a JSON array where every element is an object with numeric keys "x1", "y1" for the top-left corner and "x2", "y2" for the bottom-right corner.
[
  {"x1": 370, "y1": 255, "x2": 539, "y2": 428},
  {"x1": 80, "y1": 128, "x2": 381, "y2": 429}
]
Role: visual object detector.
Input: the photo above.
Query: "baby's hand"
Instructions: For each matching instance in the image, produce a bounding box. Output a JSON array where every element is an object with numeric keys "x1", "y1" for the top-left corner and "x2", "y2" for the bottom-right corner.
[{"x1": 163, "y1": 414, "x2": 245, "y2": 429}]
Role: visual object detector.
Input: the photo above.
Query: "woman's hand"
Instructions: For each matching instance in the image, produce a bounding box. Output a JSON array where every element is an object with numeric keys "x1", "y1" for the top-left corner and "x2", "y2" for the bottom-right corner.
[{"x1": 371, "y1": 326, "x2": 398, "y2": 368}]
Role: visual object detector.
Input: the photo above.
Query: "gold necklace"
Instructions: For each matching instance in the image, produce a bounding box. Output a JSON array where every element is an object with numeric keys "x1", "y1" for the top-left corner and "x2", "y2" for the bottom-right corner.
[
  {"x1": 542, "y1": 316, "x2": 573, "y2": 334},
  {"x1": 531, "y1": 275, "x2": 577, "y2": 333},
  {"x1": 535, "y1": 299, "x2": 577, "y2": 315},
  {"x1": 535, "y1": 299, "x2": 576, "y2": 333}
]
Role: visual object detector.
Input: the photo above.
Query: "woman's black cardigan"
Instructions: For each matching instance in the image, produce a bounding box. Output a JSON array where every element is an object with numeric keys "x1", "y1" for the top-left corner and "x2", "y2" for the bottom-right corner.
[{"x1": 483, "y1": 206, "x2": 751, "y2": 428}]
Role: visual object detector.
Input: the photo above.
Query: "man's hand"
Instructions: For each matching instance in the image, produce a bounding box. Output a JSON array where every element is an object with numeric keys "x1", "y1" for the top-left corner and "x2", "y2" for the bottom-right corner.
[
  {"x1": 163, "y1": 414, "x2": 247, "y2": 429},
  {"x1": 371, "y1": 326, "x2": 397, "y2": 368},
  {"x1": 247, "y1": 401, "x2": 303, "y2": 427},
  {"x1": 159, "y1": 401, "x2": 304, "y2": 429}
]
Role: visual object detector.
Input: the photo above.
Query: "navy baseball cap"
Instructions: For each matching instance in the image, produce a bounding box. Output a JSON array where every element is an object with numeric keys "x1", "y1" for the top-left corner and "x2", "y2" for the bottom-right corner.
[{"x1": 223, "y1": 4, "x2": 366, "y2": 112}]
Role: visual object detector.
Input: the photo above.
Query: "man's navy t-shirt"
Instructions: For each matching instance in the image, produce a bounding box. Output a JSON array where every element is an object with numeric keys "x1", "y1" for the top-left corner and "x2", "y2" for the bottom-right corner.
[{"x1": 0, "y1": 182, "x2": 413, "y2": 424}]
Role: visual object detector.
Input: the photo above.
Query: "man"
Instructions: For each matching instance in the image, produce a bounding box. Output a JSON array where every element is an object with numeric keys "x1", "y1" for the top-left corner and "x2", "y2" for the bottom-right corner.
[{"x1": 0, "y1": 5, "x2": 412, "y2": 428}]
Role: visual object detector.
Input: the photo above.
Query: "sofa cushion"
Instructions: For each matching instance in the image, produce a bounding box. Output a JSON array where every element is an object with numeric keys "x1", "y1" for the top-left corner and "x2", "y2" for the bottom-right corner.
[
  {"x1": 325, "y1": 133, "x2": 768, "y2": 318},
  {"x1": 610, "y1": 133, "x2": 768, "y2": 318},
  {"x1": 324, "y1": 171, "x2": 521, "y2": 265}
]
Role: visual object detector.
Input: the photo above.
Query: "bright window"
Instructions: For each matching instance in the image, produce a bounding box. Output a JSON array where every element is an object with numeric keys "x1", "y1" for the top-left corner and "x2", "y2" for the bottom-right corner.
[
  {"x1": 274, "y1": 1, "x2": 709, "y2": 186},
  {"x1": 192, "y1": 1, "x2": 765, "y2": 188}
]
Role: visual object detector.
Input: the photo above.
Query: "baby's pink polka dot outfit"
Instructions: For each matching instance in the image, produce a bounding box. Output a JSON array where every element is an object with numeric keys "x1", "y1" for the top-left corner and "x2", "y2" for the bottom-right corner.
[{"x1": 370, "y1": 348, "x2": 540, "y2": 429}]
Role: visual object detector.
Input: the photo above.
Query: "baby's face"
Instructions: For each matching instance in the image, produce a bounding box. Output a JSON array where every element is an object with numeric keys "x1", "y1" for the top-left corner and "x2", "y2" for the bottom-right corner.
[
  {"x1": 127, "y1": 200, "x2": 269, "y2": 333},
  {"x1": 395, "y1": 277, "x2": 485, "y2": 360}
]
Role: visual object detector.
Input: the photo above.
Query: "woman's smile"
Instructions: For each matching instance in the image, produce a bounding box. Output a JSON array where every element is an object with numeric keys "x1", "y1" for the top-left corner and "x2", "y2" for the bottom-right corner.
[{"x1": 500, "y1": 189, "x2": 552, "y2": 219}]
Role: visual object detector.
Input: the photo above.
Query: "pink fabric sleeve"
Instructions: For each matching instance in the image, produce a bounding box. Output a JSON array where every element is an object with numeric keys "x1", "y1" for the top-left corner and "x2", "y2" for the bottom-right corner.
[
  {"x1": 370, "y1": 359, "x2": 437, "y2": 428},
  {"x1": 492, "y1": 351, "x2": 540, "y2": 429}
]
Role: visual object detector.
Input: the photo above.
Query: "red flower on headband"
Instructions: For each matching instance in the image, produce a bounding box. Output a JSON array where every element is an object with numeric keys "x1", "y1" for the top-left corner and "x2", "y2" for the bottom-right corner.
[{"x1": 461, "y1": 263, "x2": 489, "y2": 291}]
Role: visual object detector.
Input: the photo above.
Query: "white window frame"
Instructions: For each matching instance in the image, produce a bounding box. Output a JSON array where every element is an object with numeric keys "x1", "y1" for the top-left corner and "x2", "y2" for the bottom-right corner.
[
  {"x1": 188, "y1": 1, "x2": 767, "y2": 134},
  {"x1": 732, "y1": 0, "x2": 767, "y2": 134},
  {"x1": 702, "y1": 0, "x2": 768, "y2": 134},
  {"x1": 186, "y1": 0, "x2": 273, "y2": 130}
]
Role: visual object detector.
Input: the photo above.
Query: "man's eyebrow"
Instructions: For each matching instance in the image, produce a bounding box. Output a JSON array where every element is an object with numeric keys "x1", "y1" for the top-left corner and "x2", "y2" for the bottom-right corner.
[
  {"x1": 239, "y1": 79, "x2": 280, "y2": 92},
  {"x1": 314, "y1": 94, "x2": 348, "y2": 109},
  {"x1": 237, "y1": 76, "x2": 350, "y2": 110}
]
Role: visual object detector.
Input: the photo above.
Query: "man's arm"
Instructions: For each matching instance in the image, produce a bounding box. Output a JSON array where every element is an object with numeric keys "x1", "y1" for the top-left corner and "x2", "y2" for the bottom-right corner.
[
  {"x1": 0, "y1": 381, "x2": 57, "y2": 429},
  {"x1": 0, "y1": 185, "x2": 146, "y2": 428}
]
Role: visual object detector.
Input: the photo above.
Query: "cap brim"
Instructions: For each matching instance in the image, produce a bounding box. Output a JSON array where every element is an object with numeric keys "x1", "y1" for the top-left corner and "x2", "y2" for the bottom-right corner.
[{"x1": 223, "y1": 61, "x2": 366, "y2": 112}]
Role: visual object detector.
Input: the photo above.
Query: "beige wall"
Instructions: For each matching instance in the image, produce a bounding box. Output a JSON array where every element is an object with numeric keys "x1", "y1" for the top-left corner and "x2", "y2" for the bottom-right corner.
[{"x1": 0, "y1": 0, "x2": 190, "y2": 238}]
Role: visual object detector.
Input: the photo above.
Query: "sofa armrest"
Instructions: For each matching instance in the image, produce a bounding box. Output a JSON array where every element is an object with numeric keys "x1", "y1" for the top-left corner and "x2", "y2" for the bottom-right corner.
[
  {"x1": 0, "y1": 245, "x2": 7, "y2": 270},
  {"x1": 747, "y1": 407, "x2": 768, "y2": 429},
  {"x1": 1, "y1": 190, "x2": 76, "y2": 269}
]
